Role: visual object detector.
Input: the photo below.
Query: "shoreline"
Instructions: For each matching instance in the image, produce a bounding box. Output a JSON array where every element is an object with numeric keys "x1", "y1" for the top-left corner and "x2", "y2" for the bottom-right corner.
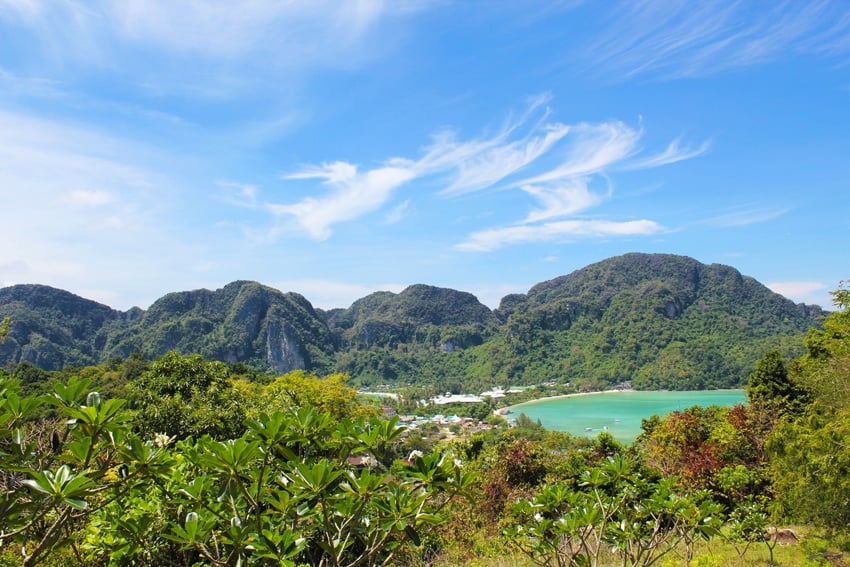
[
  {"x1": 501, "y1": 387, "x2": 745, "y2": 414},
  {"x1": 499, "y1": 389, "x2": 747, "y2": 441},
  {"x1": 500, "y1": 388, "x2": 633, "y2": 413}
]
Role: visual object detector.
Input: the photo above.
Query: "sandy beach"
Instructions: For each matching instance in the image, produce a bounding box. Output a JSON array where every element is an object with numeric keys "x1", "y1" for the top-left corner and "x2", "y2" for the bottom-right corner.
[{"x1": 502, "y1": 388, "x2": 634, "y2": 413}]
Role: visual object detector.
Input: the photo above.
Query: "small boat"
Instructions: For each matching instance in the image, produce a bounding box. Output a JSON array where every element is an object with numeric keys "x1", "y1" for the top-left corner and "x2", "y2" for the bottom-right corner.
[{"x1": 584, "y1": 427, "x2": 593, "y2": 431}]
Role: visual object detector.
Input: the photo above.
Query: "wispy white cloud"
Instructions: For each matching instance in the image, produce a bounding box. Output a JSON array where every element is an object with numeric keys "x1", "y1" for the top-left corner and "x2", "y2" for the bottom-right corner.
[
  {"x1": 217, "y1": 181, "x2": 259, "y2": 208},
  {"x1": 506, "y1": 121, "x2": 640, "y2": 224},
  {"x1": 0, "y1": 1, "x2": 428, "y2": 98},
  {"x1": 0, "y1": 111, "x2": 159, "y2": 231},
  {"x1": 704, "y1": 206, "x2": 790, "y2": 227},
  {"x1": 0, "y1": 108, "x2": 208, "y2": 309},
  {"x1": 385, "y1": 200, "x2": 410, "y2": 225},
  {"x1": 438, "y1": 123, "x2": 571, "y2": 195},
  {"x1": 0, "y1": 66, "x2": 64, "y2": 98},
  {"x1": 587, "y1": 0, "x2": 850, "y2": 79},
  {"x1": 259, "y1": 99, "x2": 699, "y2": 249},
  {"x1": 264, "y1": 105, "x2": 569, "y2": 240},
  {"x1": 767, "y1": 280, "x2": 831, "y2": 308},
  {"x1": 110, "y1": 1, "x2": 392, "y2": 59},
  {"x1": 803, "y1": 8, "x2": 850, "y2": 57},
  {"x1": 0, "y1": 112, "x2": 146, "y2": 179},
  {"x1": 521, "y1": 179, "x2": 607, "y2": 223},
  {"x1": 60, "y1": 189, "x2": 115, "y2": 207},
  {"x1": 626, "y1": 138, "x2": 711, "y2": 170},
  {"x1": 456, "y1": 219, "x2": 665, "y2": 252},
  {"x1": 434, "y1": 96, "x2": 572, "y2": 195},
  {"x1": 0, "y1": 0, "x2": 42, "y2": 19},
  {"x1": 516, "y1": 122, "x2": 641, "y2": 185},
  {"x1": 270, "y1": 163, "x2": 416, "y2": 240}
]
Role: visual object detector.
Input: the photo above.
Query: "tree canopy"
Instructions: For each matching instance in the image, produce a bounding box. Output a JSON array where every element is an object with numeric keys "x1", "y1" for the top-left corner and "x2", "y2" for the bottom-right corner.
[
  {"x1": 766, "y1": 283, "x2": 850, "y2": 529},
  {"x1": 128, "y1": 351, "x2": 247, "y2": 440}
]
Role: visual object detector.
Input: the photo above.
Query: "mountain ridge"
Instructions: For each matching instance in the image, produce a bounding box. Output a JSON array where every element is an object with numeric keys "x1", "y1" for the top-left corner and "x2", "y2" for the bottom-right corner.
[{"x1": 0, "y1": 253, "x2": 827, "y2": 390}]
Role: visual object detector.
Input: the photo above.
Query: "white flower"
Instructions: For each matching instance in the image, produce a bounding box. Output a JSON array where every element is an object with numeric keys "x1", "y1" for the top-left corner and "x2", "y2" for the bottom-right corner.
[{"x1": 153, "y1": 432, "x2": 173, "y2": 448}]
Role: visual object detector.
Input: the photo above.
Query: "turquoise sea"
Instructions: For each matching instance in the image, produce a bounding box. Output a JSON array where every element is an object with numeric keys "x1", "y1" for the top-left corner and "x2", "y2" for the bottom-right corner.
[{"x1": 508, "y1": 390, "x2": 746, "y2": 443}]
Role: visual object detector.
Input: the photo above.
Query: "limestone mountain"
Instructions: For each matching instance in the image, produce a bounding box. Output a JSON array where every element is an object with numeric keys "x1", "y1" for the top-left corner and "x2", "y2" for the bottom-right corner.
[
  {"x1": 0, "y1": 254, "x2": 827, "y2": 390},
  {"x1": 0, "y1": 284, "x2": 134, "y2": 370},
  {"x1": 0, "y1": 281, "x2": 335, "y2": 374},
  {"x1": 325, "y1": 284, "x2": 498, "y2": 350},
  {"x1": 489, "y1": 253, "x2": 825, "y2": 389}
]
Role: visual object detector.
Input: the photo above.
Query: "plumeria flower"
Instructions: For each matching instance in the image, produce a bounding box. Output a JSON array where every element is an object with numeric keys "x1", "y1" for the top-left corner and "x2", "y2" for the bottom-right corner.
[{"x1": 153, "y1": 432, "x2": 173, "y2": 448}]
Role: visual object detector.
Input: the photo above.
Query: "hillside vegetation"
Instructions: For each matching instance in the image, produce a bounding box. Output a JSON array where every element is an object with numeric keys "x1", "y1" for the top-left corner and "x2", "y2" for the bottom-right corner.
[
  {"x1": 1, "y1": 284, "x2": 849, "y2": 566},
  {"x1": 0, "y1": 254, "x2": 824, "y2": 390}
]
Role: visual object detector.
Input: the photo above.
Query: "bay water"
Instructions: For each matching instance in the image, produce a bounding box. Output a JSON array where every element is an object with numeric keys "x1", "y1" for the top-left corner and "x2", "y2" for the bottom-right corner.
[{"x1": 508, "y1": 390, "x2": 746, "y2": 443}]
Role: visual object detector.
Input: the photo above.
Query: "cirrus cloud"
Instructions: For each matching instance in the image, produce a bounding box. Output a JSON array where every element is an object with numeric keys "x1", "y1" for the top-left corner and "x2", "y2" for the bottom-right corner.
[
  {"x1": 0, "y1": 0, "x2": 430, "y2": 99},
  {"x1": 586, "y1": 0, "x2": 850, "y2": 80},
  {"x1": 270, "y1": 163, "x2": 416, "y2": 240},
  {"x1": 235, "y1": 98, "x2": 700, "y2": 250},
  {"x1": 456, "y1": 219, "x2": 665, "y2": 252}
]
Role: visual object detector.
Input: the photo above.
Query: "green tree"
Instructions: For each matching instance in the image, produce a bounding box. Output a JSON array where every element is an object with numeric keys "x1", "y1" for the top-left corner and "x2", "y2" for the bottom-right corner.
[
  {"x1": 795, "y1": 282, "x2": 850, "y2": 412},
  {"x1": 514, "y1": 412, "x2": 544, "y2": 431},
  {"x1": 1, "y1": 373, "x2": 474, "y2": 566},
  {"x1": 767, "y1": 283, "x2": 850, "y2": 530},
  {"x1": 767, "y1": 407, "x2": 850, "y2": 529},
  {"x1": 637, "y1": 403, "x2": 770, "y2": 508},
  {"x1": 725, "y1": 496, "x2": 778, "y2": 566},
  {"x1": 254, "y1": 370, "x2": 379, "y2": 422},
  {"x1": 0, "y1": 375, "x2": 168, "y2": 566},
  {"x1": 504, "y1": 455, "x2": 721, "y2": 567},
  {"x1": 11, "y1": 361, "x2": 52, "y2": 394},
  {"x1": 746, "y1": 350, "x2": 808, "y2": 416},
  {"x1": 128, "y1": 351, "x2": 246, "y2": 440},
  {"x1": 140, "y1": 410, "x2": 473, "y2": 567}
]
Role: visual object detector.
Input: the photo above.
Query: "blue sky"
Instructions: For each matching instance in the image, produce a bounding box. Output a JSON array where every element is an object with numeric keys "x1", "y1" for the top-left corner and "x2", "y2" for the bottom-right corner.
[{"x1": 1, "y1": 1, "x2": 848, "y2": 311}]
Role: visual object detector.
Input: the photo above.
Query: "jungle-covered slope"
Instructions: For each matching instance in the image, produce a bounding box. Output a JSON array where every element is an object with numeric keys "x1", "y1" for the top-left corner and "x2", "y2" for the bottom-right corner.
[{"x1": 0, "y1": 254, "x2": 825, "y2": 389}]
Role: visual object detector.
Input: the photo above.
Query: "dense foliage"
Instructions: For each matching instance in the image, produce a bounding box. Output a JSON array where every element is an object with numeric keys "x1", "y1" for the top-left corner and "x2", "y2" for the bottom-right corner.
[
  {"x1": 0, "y1": 370, "x2": 471, "y2": 566},
  {"x1": 128, "y1": 352, "x2": 247, "y2": 441},
  {"x1": 0, "y1": 254, "x2": 823, "y2": 392},
  {"x1": 767, "y1": 283, "x2": 850, "y2": 530},
  {"x1": 1, "y1": 278, "x2": 850, "y2": 565}
]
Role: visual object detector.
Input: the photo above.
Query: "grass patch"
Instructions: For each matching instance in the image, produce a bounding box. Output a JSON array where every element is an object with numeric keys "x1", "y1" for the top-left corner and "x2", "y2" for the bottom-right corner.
[{"x1": 430, "y1": 525, "x2": 850, "y2": 567}]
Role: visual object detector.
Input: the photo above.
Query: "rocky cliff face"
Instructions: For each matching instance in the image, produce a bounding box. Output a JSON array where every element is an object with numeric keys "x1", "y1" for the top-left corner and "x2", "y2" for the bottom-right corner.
[
  {"x1": 266, "y1": 318, "x2": 306, "y2": 374},
  {"x1": 0, "y1": 281, "x2": 335, "y2": 372},
  {"x1": 0, "y1": 284, "x2": 125, "y2": 370}
]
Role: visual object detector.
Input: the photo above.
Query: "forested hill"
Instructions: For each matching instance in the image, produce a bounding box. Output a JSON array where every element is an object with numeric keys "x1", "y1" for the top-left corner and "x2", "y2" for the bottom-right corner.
[
  {"x1": 0, "y1": 284, "x2": 132, "y2": 370},
  {"x1": 0, "y1": 281, "x2": 335, "y2": 374},
  {"x1": 325, "y1": 284, "x2": 499, "y2": 350},
  {"x1": 0, "y1": 254, "x2": 827, "y2": 390},
  {"x1": 490, "y1": 253, "x2": 825, "y2": 389}
]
